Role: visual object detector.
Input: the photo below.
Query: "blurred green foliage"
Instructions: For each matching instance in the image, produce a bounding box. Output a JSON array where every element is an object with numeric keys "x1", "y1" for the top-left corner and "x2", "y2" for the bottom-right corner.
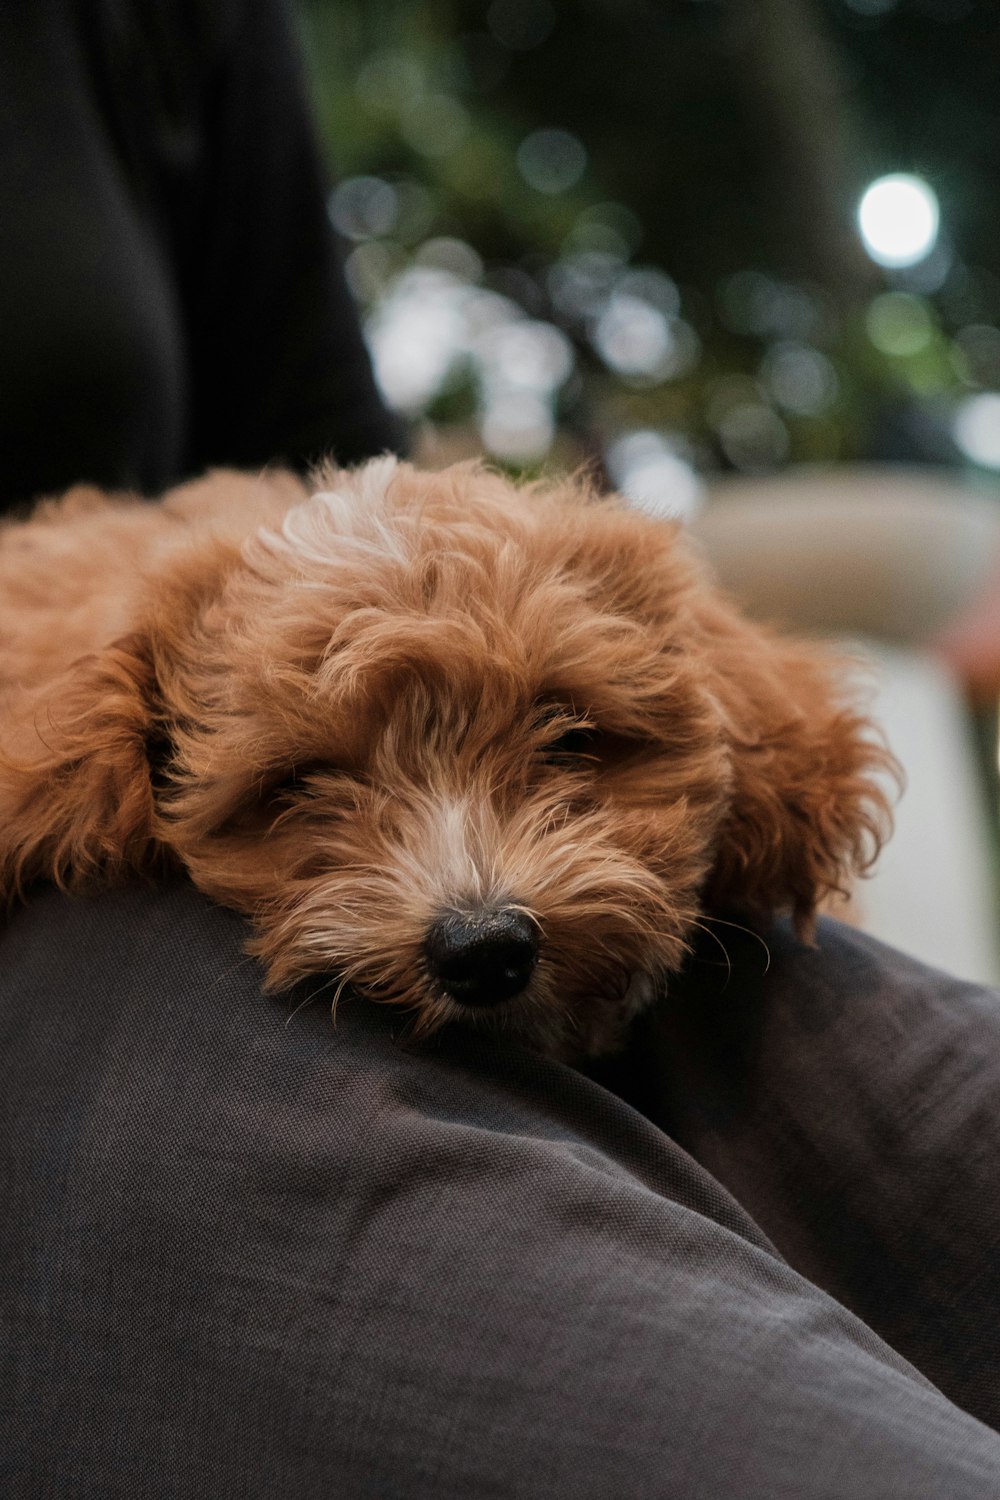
[{"x1": 297, "y1": 0, "x2": 1000, "y2": 500}]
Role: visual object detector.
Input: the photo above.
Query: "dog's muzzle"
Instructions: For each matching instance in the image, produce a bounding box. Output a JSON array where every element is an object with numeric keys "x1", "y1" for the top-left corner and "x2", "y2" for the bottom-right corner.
[{"x1": 424, "y1": 906, "x2": 539, "y2": 1007}]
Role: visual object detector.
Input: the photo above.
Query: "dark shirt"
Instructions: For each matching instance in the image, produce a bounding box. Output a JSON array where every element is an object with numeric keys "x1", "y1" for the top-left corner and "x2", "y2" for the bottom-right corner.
[{"x1": 0, "y1": 0, "x2": 405, "y2": 510}]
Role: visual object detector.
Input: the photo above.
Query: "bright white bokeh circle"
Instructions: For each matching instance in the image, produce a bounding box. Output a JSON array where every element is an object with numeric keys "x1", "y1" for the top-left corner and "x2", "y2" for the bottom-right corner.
[
  {"x1": 953, "y1": 393, "x2": 1000, "y2": 470},
  {"x1": 857, "y1": 174, "x2": 940, "y2": 269}
]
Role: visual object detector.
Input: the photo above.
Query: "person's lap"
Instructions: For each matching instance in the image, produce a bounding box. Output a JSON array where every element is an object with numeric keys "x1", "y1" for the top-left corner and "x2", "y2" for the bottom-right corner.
[
  {"x1": 601, "y1": 912, "x2": 1000, "y2": 1429},
  {"x1": 2, "y1": 881, "x2": 999, "y2": 1497}
]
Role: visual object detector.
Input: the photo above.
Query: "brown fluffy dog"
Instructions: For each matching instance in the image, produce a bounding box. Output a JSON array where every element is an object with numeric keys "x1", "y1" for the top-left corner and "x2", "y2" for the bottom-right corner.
[{"x1": 0, "y1": 458, "x2": 892, "y2": 1057}]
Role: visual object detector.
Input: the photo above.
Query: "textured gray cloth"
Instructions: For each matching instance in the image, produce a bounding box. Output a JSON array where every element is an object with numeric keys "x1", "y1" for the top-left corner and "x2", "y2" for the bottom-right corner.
[{"x1": 2, "y1": 881, "x2": 1000, "y2": 1497}]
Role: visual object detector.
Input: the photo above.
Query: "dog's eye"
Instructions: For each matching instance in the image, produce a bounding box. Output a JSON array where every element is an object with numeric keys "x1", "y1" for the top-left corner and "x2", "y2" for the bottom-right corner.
[
  {"x1": 216, "y1": 762, "x2": 334, "y2": 838},
  {"x1": 546, "y1": 724, "x2": 600, "y2": 759},
  {"x1": 539, "y1": 721, "x2": 606, "y2": 769},
  {"x1": 263, "y1": 763, "x2": 329, "y2": 803},
  {"x1": 534, "y1": 703, "x2": 603, "y2": 764}
]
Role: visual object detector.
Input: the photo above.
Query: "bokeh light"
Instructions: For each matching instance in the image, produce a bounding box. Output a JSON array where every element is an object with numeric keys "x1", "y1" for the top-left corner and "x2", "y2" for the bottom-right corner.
[
  {"x1": 548, "y1": 251, "x2": 622, "y2": 320},
  {"x1": 605, "y1": 431, "x2": 704, "y2": 523},
  {"x1": 399, "y1": 93, "x2": 469, "y2": 158},
  {"x1": 717, "y1": 272, "x2": 819, "y2": 341},
  {"x1": 760, "y1": 343, "x2": 839, "y2": 416},
  {"x1": 857, "y1": 174, "x2": 940, "y2": 269},
  {"x1": 365, "y1": 268, "x2": 468, "y2": 412},
  {"x1": 480, "y1": 392, "x2": 554, "y2": 462},
  {"x1": 865, "y1": 292, "x2": 935, "y2": 356},
  {"x1": 344, "y1": 240, "x2": 408, "y2": 302},
  {"x1": 364, "y1": 243, "x2": 575, "y2": 464},
  {"x1": 516, "y1": 128, "x2": 587, "y2": 194},
  {"x1": 715, "y1": 403, "x2": 790, "y2": 473},
  {"x1": 953, "y1": 393, "x2": 1000, "y2": 469},
  {"x1": 952, "y1": 325, "x2": 1000, "y2": 387},
  {"x1": 593, "y1": 296, "x2": 699, "y2": 383},
  {"x1": 415, "y1": 237, "x2": 484, "y2": 281},
  {"x1": 329, "y1": 177, "x2": 399, "y2": 240},
  {"x1": 355, "y1": 49, "x2": 424, "y2": 114},
  {"x1": 473, "y1": 320, "x2": 574, "y2": 393},
  {"x1": 564, "y1": 202, "x2": 643, "y2": 261}
]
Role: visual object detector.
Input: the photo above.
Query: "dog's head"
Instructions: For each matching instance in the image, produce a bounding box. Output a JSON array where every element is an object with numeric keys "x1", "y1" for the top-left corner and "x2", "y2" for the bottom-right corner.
[{"x1": 1, "y1": 458, "x2": 893, "y2": 1056}]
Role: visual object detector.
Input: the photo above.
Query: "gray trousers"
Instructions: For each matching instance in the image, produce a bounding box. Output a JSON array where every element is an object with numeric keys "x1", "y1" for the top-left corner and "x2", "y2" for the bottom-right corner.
[{"x1": 3, "y1": 881, "x2": 1000, "y2": 1497}]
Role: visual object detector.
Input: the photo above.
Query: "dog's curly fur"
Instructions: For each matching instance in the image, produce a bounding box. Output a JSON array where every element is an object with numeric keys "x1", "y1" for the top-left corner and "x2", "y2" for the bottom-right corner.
[{"x1": 0, "y1": 458, "x2": 893, "y2": 1057}]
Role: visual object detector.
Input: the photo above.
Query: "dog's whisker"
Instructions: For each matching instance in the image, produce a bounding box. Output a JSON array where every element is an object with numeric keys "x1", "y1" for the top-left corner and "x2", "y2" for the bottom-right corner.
[
  {"x1": 688, "y1": 918, "x2": 733, "y2": 987},
  {"x1": 699, "y1": 914, "x2": 772, "y2": 973},
  {"x1": 283, "y1": 976, "x2": 337, "y2": 1030},
  {"x1": 203, "y1": 950, "x2": 266, "y2": 996},
  {"x1": 327, "y1": 974, "x2": 355, "y2": 1027}
]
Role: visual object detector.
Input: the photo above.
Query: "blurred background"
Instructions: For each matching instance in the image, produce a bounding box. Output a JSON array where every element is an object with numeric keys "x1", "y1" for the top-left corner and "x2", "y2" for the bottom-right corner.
[
  {"x1": 296, "y1": 0, "x2": 1000, "y2": 981},
  {"x1": 297, "y1": 0, "x2": 999, "y2": 498}
]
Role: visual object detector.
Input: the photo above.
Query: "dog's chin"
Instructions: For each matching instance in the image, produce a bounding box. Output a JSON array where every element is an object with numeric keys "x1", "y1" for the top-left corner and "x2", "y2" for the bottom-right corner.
[
  {"x1": 257, "y1": 916, "x2": 678, "y2": 1060},
  {"x1": 383, "y1": 965, "x2": 667, "y2": 1063}
]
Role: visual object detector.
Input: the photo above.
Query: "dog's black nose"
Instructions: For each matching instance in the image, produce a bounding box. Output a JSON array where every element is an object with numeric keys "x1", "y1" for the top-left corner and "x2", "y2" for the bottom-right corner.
[{"x1": 425, "y1": 907, "x2": 539, "y2": 1007}]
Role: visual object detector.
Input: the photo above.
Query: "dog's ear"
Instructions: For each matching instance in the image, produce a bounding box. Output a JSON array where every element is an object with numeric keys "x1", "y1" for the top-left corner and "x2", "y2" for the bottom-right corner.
[
  {"x1": 0, "y1": 629, "x2": 167, "y2": 896},
  {"x1": 0, "y1": 532, "x2": 242, "y2": 899},
  {"x1": 695, "y1": 593, "x2": 896, "y2": 932}
]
